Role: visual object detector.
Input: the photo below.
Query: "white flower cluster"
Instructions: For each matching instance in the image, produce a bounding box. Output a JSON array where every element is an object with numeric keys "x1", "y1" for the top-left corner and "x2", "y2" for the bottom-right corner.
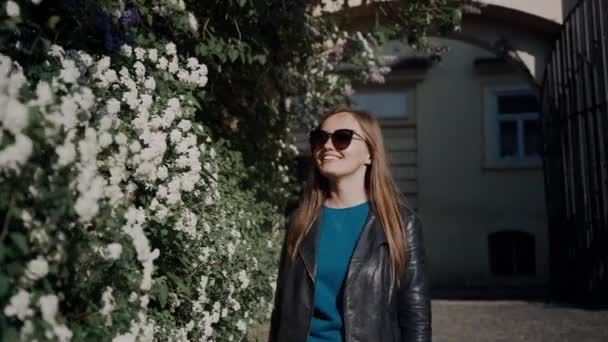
[
  {"x1": 0, "y1": 55, "x2": 32, "y2": 173},
  {"x1": 38, "y1": 294, "x2": 73, "y2": 342},
  {"x1": 123, "y1": 206, "x2": 160, "y2": 291},
  {"x1": 354, "y1": 31, "x2": 391, "y2": 83},
  {"x1": 93, "y1": 43, "x2": 218, "y2": 246},
  {"x1": 150, "y1": 0, "x2": 199, "y2": 33},
  {"x1": 288, "y1": 26, "x2": 389, "y2": 126},
  {"x1": 4, "y1": 290, "x2": 72, "y2": 341},
  {"x1": 100, "y1": 287, "x2": 116, "y2": 326},
  {"x1": 112, "y1": 312, "x2": 155, "y2": 342}
]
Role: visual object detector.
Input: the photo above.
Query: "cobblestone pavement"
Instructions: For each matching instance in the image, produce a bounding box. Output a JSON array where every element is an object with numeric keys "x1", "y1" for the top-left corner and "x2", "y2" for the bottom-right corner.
[
  {"x1": 432, "y1": 299, "x2": 608, "y2": 342},
  {"x1": 249, "y1": 300, "x2": 608, "y2": 341}
]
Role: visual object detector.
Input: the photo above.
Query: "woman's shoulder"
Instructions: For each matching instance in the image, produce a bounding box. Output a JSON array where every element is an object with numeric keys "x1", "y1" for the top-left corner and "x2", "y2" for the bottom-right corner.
[
  {"x1": 397, "y1": 202, "x2": 418, "y2": 222},
  {"x1": 396, "y1": 202, "x2": 424, "y2": 241}
]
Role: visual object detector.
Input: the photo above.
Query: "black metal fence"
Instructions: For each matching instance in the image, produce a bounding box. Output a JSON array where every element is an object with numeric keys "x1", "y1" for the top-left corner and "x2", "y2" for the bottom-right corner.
[{"x1": 542, "y1": 0, "x2": 608, "y2": 304}]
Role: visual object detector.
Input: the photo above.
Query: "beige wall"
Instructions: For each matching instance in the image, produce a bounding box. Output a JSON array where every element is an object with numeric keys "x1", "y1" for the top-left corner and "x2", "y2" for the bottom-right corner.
[
  {"x1": 479, "y1": 0, "x2": 564, "y2": 23},
  {"x1": 410, "y1": 37, "x2": 548, "y2": 287},
  {"x1": 460, "y1": 16, "x2": 555, "y2": 84},
  {"x1": 315, "y1": 0, "x2": 565, "y2": 23}
]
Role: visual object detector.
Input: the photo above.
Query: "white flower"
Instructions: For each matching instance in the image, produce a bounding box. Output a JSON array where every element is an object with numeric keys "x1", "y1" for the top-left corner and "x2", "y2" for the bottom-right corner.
[
  {"x1": 186, "y1": 57, "x2": 199, "y2": 69},
  {"x1": 35, "y1": 81, "x2": 53, "y2": 106},
  {"x1": 188, "y1": 13, "x2": 199, "y2": 31},
  {"x1": 236, "y1": 319, "x2": 247, "y2": 332},
  {"x1": 169, "y1": 129, "x2": 182, "y2": 144},
  {"x1": 98, "y1": 132, "x2": 113, "y2": 148},
  {"x1": 97, "y1": 56, "x2": 111, "y2": 72},
  {"x1": 104, "y1": 243, "x2": 123, "y2": 260},
  {"x1": 238, "y1": 270, "x2": 250, "y2": 289},
  {"x1": 4, "y1": 289, "x2": 33, "y2": 320},
  {"x1": 60, "y1": 59, "x2": 80, "y2": 84},
  {"x1": 133, "y1": 61, "x2": 146, "y2": 79},
  {"x1": 78, "y1": 51, "x2": 93, "y2": 67},
  {"x1": 99, "y1": 116, "x2": 113, "y2": 131},
  {"x1": 177, "y1": 120, "x2": 192, "y2": 132},
  {"x1": 165, "y1": 42, "x2": 177, "y2": 56},
  {"x1": 38, "y1": 294, "x2": 58, "y2": 324},
  {"x1": 143, "y1": 77, "x2": 156, "y2": 90},
  {"x1": 152, "y1": 183, "x2": 166, "y2": 198},
  {"x1": 53, "y1": 325, "x2": 73, "y2": 342},
  {"x1": 227, "y1": 242, "x2": 236, "y2": 257},
  {"x1": 168, "y1": 59, "x2": 179, "y2": 74},
  {"x1": 3, "y1": 98, "x2": 29, "y2": 134},
  {"x1": 103, "y1": 69, "x2": 118, "y2": 85},
  {"x1": 129, "y1": 140, "x2": 141, "y2": 153},
  {"x1": 48, "y1": 44, "x2": 65, "y2": 59},
  {"x1": 147, "y1": 48, "x2": 158, "y2": 62},
  {"x1": 154, "y1": 205, "x2": 168, "y2": 222},
  {"x1": 177, "y1": 69, "x2": 189, "y2": 82},
  {"x1": 100, "y1": 287, "x2": 116, "y2": 325},
  {"x1": 157, "y1": 166, "x2": 168, "y2": 180},
  {"x1": 113, "y1": 333, "x2": 136, "y2": 342},
  {"x1": 115, "y1": 133, "x2": 128, "y2": 145},
  {"x1": 55, "y1": 141, "x2": 76, "y2": 167},
  {"x1": 134, "y1": 47, "x2": 146, "y2": 61},
  {"x1": 21, "y1": 320, "x2": 34, "y2": 338},
  {"x1": 140, "y1": 94, "x2": 153, "y2": 109},
  {"x1": 0, "y1": 134, "x2": 33, "y2": 171},
  {"x1": 121, "y1": 45, "x2": 133, "y2": 58},
  {"x1": 5, "y1": 1, "x2": 20, "y2": 17},
  {"x1": 157, "y1": 57, "x2": 168, "y2": 70}
]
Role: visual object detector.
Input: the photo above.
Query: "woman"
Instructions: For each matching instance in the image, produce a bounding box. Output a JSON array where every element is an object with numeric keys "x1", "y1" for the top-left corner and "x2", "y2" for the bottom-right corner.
[{"x1": 268, "y1": 108, "x2": 431, "y2": 342}]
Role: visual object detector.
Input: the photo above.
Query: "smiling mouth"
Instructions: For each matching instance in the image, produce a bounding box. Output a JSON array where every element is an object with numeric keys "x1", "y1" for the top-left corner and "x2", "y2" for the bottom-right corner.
[{"x1": 320, "y1": 156, "x2": 341, "y2": 162}]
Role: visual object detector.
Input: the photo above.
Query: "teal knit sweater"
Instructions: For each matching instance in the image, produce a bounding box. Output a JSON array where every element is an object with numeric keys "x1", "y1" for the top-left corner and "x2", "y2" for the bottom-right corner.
[{"x1": 307, "y1": 201, "x2": 370, "y2": 342}]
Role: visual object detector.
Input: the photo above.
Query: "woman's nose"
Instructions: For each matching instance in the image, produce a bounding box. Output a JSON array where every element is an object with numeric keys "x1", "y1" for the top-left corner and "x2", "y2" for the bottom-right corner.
[{"x1": 323, "y1": 136, "x2": 335, "y2": 150}]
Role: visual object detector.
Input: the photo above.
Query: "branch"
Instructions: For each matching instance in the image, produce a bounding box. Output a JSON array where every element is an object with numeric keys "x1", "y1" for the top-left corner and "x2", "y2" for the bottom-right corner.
[{"x1": 0, "y1": 194, "x2": 15, "y2": 243}]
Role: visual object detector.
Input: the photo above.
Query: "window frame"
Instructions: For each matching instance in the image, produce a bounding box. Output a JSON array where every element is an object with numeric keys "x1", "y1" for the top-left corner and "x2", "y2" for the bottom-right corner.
[
  {"x1": 482, "y1": 84, "x2": 542, "y2": 169},
  {"x1": 349, "y1": 83, "x2": 417, "y2": 126}
]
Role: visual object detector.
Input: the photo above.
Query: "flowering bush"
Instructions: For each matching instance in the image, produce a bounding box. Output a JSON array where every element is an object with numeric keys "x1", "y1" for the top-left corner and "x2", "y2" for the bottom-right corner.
[{"x1": 0, "y1": 41, "x2": 283, "y2": 341}]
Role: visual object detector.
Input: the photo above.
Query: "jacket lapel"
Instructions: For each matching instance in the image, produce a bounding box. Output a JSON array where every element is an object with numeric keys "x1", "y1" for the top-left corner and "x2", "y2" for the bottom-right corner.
[
  {"x1": 344, "y1": 209, "x2": 378, "y2": 286},
  {"x1": 298, "y1": 209, "x2": 323, "y2": 284}
]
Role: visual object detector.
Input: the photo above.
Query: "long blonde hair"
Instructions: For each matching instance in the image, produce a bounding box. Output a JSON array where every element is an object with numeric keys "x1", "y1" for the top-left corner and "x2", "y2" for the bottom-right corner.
[{"x1": 287, "y1": 107, "x2": 413, "y2": 276}]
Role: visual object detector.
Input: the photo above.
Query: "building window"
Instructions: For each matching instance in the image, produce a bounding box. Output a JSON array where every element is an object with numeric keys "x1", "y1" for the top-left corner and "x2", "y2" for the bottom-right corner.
[
  {"x1": 488, "y1": 230, "x2": 536, "y2": 276},
  {"x1": 349, "y1": 89, "x2": 410, "y2": 120},
  {"x1": 483, "y1": 86, "x2": 542, "y2": 168}
]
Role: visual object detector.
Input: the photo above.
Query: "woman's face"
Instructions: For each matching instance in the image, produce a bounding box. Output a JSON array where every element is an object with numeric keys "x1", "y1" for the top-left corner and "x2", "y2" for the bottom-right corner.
[{"x1": 313, "y1": 112, "x2": 372, "y2": 181}]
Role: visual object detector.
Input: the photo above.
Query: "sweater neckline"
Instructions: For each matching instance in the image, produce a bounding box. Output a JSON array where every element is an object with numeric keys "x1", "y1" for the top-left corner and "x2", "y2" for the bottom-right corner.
[{"x1": 322, "y1": 200, "x2": 370, "y2": 211}]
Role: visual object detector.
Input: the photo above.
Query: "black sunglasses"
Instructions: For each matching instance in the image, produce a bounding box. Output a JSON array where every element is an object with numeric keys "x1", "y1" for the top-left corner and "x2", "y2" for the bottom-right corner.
[{"x1": 309, "y1": 128, "x2": 366, "y2": 151}]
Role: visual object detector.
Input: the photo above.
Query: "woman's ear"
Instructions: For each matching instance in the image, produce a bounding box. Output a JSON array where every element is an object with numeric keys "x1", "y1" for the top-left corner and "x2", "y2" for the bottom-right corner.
[{"x1": 365, "y1": 154, "x2": 372, "y2": 165}]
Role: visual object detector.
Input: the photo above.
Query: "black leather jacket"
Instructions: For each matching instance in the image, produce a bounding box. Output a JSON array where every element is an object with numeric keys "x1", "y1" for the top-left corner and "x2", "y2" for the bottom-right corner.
[{"x1": 269, "y1": 204, "x2": 431, "y2": 342}]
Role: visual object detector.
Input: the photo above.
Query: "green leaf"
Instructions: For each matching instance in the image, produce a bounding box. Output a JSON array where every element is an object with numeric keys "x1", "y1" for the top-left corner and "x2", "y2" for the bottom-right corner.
[
  {"x1": 0, "y1": 273, "x2": 9, "y2": 297},
  {"x1": 166, "y1": 272, "x2": 191, "y2": 296},
  {"x1": 228, "y1": 48, "x2": 239, "y2": 62},
  {"x1": 199, "y1": 44, "x2": 209, "y2": 56},
  {"x1": 47, "y1": 16, "x2": 61, "y2": 30},
  {"x1": 9, "y1": 232, "x2": 28, "y2": 255},
  {"x1": 254, "y1": 54, "x2": 266, "y2": 65},
  {"x1": 2, "y1": 326, "x2": 18, "y2": 342},
  {"x1": 159, "y1": 281, "x2": 168, "y2": 308},
  {"x1": 238, "y1": 0, "x2": 247, "y2": 7}
]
